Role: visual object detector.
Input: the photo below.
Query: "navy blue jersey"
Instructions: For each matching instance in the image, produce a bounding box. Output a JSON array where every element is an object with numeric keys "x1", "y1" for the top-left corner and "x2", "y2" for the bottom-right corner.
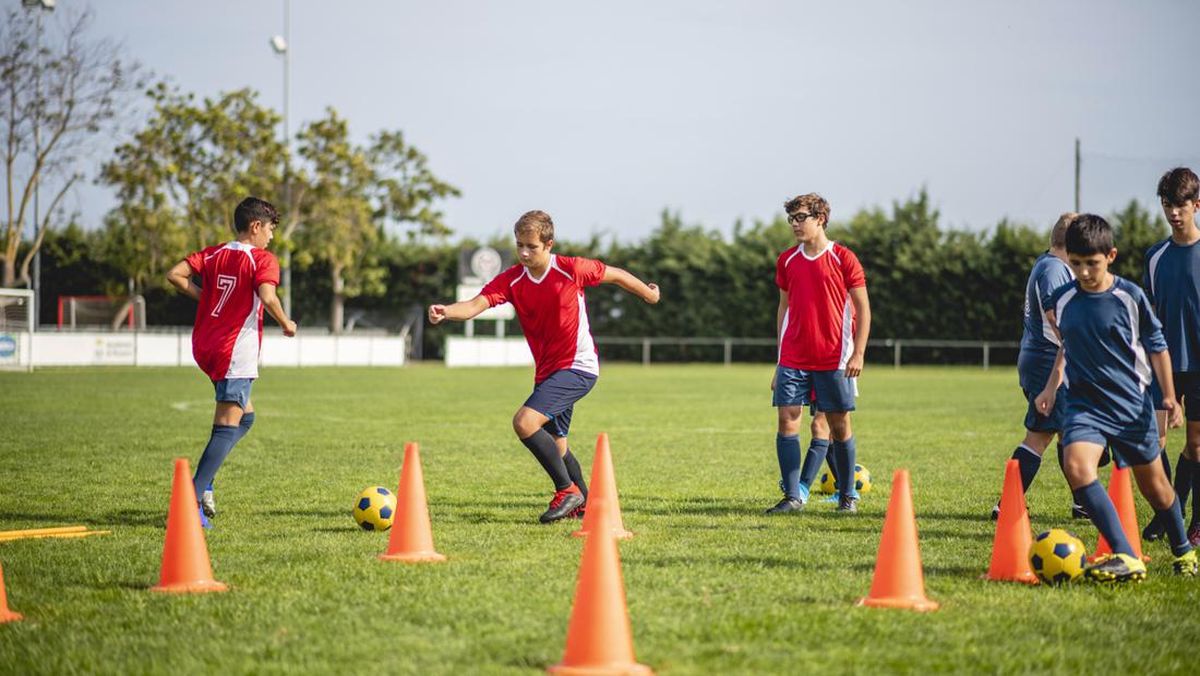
[
  {"x1": 1048, "y1": 276, "x2": 1167, "y2": 427},
  {"x1": 1144, "y1": 237, "x2": 1200, "y2": 372},
  {"x1": 1021, "y1": 252, "x2": 1074, "y2": 356}
]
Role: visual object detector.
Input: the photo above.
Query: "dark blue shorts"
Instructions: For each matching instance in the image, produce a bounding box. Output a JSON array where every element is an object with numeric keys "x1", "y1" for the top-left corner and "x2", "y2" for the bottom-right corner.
[
  {"x1": 1150, "y1": 372, "x2": 1200, "y2": 421},
  {"x1": 1061, "y1": 395, "x2": 1159, "y2": 466},
  {"x1": 213, "y1": 378, "x2": 254, "y2": 410},
  {"x1": 524, "y1": 369, "x2": 598, "y2": 437},
  {"x1": 773, "y1": 366, "x2": 856, "y2": 412},
  {"x1": 1018, "y1": 352, "x2": 1065, "y2": 432},
  {"x1": 1022, "y1": 385, "x2": 1067, "y2": 433}
]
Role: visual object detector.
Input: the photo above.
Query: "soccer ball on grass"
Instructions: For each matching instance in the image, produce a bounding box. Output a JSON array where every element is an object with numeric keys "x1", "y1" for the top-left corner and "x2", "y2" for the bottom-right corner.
[
  {"x1": 1029, "y1": 528, "x2": 1087, "y2": 584},
  {"x1": 817, "y1": 463, "x2": 872, "y2": 494},
  {"x1": 353, "y1": 486, "x2": 397, "y2": 531}
]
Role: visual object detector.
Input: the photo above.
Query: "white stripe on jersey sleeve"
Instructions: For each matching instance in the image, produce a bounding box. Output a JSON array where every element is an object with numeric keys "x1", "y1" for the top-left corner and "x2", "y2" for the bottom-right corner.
[
  {"x1": 1146, "y1": 242, "x2": 1169, "y2": 303},
  {"x1": 1035, "y1": 279, "x2": 1060, "y2": 347},
  {"x1": 1113, "y1": 287, "x2": 1152, "y2": 391}
]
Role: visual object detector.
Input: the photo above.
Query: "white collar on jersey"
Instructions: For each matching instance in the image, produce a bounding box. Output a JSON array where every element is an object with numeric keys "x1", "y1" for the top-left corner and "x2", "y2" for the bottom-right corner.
[{"x1": 520, "y1": 255, "x2": 571, "y2": 285}]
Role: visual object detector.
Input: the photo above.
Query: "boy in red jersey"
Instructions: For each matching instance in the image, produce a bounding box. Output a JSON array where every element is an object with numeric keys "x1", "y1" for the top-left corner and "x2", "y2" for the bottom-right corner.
[
  {"x1": 766, "y1": 193, "x2": 871, "y2": 514},
  {"x1": 429, "y1": 210, "x2": 660, "y2": 523},
  {"x1": 166, "y1": 197, "x2": 297, "y2": 528}
]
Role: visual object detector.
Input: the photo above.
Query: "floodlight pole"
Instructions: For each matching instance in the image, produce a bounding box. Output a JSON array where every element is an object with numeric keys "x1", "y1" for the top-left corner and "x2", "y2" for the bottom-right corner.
[{"x1": 1074, "y1": 137, "x2": 1081, "y2": 213}]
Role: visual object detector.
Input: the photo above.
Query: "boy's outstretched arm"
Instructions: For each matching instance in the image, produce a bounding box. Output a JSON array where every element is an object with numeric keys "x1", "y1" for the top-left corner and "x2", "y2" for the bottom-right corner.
[
  {"x1": 166, "y1": 260, "x2": 201, "y2": 302},
  {"x1": 428, "y1": 295, "x2": 491, "y2": 324},
  {"x1": 602, "y1": 266, "x2": 660, "y2": 304},
  {"x1": 257, "y1": 283, "x2": 297, "y2": 336},
  {"x1": 845, "y1": 286, "x2": 870, "y2": 378}
]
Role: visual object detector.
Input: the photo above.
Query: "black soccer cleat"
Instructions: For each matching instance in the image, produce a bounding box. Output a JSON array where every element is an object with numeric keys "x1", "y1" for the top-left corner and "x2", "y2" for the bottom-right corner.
[
  {"x1": 1084, "y1": 553, "x2": 1146, "y2": 584},
  {"x1": 990, "y1": 503, "x2": 1000, "y2": 521},
  {"x1": 1141, "y1": 514, "x2": 1165, "y2": 542},
  {"x1": 764, "y1": 497, "x2": 805, "y2": 515},
  {"x1": 540, "y1": 486, "x2": 585, "y2": 524},
  {"x1": 837, "y1": 495, "x2": 859, "y2": 513},
  {"x1": 1071, "y1": 503, "x2": 1090, "y2": 520}
]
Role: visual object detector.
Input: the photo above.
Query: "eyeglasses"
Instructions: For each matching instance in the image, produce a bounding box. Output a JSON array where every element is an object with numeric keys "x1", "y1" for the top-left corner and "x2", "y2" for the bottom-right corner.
[{"x1": 787, "y1": 212, "x2": 813, "y2": 224}]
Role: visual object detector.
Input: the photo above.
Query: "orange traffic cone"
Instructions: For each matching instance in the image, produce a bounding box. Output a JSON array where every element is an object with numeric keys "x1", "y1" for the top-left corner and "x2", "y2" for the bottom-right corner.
[
  {"x1": 0, "y1": 562, "x2": 23, "y2": 623},
  {"x1": 379, "y1": 442, "x2": 446, "y2": 563},
  {"x1": 984, "y1": 459, "x2": 1038, "y2": 584},
  {"x1": 549, "y1": 497, "x2": 652, "y2": 675},
  {"x1": 573, "y1": 433, "x2": 632, "y2": 540},
  {"x1": 857, "y1": 469, "x2": 939, "y2": 611},
  {"x1": 1090, "y1": 465, "x2": 1150, "y2": 562},
  {"x1": 151, "y1": 458, "x2": 228, "y2": 593}
]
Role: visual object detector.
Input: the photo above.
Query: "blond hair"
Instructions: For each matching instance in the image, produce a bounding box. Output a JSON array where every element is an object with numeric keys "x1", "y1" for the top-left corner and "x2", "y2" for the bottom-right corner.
[{"x1": 1050, "y1": 212, "x2": 1077, "y2": 249}]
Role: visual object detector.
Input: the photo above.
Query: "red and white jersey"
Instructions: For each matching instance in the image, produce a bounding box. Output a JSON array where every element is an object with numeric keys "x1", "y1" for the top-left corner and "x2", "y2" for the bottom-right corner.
[
  {"x1": 775, "y1": 241, "x2": 866, "y2": 371},
  {"x1": 480, "y1": 255, "x2": 606, "y2": 383},
  {"x1": 185, "y1": 241, "x2": 281, "y2": 381}
]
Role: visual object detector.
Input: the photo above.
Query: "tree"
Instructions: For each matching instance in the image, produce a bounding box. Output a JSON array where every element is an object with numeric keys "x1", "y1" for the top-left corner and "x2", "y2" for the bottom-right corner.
[
  {"x1": 1, "y1": 6, "x2": 141, "y2": 288},
  {"x1": 98, "y1": 85, "x2": 284, "y2": 291},
  {"x1": 1109, "y1": 199, "x2": 1167, "y2": 282}
]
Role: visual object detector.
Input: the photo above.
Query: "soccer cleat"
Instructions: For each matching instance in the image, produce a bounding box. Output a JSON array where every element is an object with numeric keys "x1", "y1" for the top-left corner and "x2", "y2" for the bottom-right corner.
[
  {"x1": 836, "y1": 495, "x2": 859, "y2": 513},
  {"x1": 539, "y1": 485, "x2": 585, "y2": 524},
  {"x1": 1071, "y1": 503, "x2": 1090, "y2": 519},
  {"x1": 201, "y1": 487, "x2": 216, "y2": 519},
  {"x1": 1141, "y1": 514, "x2": 1165, "y2": 542},
  {"x1": 1188, "y1": 523, "x2": 1200, "y2": 548},
  {"x1": 764, "y1": 497, "x2": 804, "y2": 514},
  {"x1": 570, "y1": 505, "x2": 586, "y2": 520},
  {"x1": 197, "y1": 504, "x2": 212, "y2": 530},
  {"x1": 990, "y1": 503, "x2": 1000, "y2": 521},
  {"x1": 1172, "y1": 549, "x2": 1198, "y2": 577},
  {"x1": 1083, "y1": 553, "x2": 1146, "y2": 584}
]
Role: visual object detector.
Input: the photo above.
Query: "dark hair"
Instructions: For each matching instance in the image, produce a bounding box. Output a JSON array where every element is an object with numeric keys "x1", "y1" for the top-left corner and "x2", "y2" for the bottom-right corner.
[
  {"x1": 784, "y1": 193, "x2": 831, "y2": 228},
  {"x1": 1064, "y1": 213, "x2": 1114, "y2": 256},
  {"x1": 1157, "y1": 167, "x2": 1200, "y2": 206},
  {"x1": 233, "y1": 197, "x2": 280, "y2": 233},
  {"x1": 513, "y1": 210, "x2": 554, "y2": 243}
]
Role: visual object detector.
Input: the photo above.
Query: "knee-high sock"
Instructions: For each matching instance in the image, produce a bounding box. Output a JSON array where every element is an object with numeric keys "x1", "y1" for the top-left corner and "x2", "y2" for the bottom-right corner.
[
  {"x1": 521, "y1": 429, "x2": 572, "y2": 491},
  {"x1": 193, "y1": 425, "x2": 241, "y2": 500},
  {"x1": 832, "y1": 437, "x2": 858, "y2": 498},
  {"x1": 1073, "y1": 480, "x2": 1132, "y2": 556},
  {"x1": 1155, "y1": 497, "x2": 1192, "y2": 557},
  {"x1": 562, "y1": 449, "x2": 588, "y2": 499},
  {"x1": 776, "y1": 434, "x2": 802, "y2": 500},
  {"x1": 798, "y1": 438, "x2": 831, "y2": 501},
  {"x1": 1012, "y1": 444, "x2": 1043, "y2": 492},
  {"x1": 205, "y1": 413, "x2": 255, "y2": 492}
]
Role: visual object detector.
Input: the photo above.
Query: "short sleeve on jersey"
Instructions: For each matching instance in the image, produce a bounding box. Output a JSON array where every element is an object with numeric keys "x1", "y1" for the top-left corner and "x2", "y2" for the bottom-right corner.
[
  {"x1": 185, "y1": 249, "x2": 207, "y2": 275},
  {"x1": 1135, "y1": 286, "x2": 1168, "y2": 353},
  {"x1": 480, "y1": 266, "x2": 519, "y2": 307},
  {"x1": 558, "y1": 256, "x2": 606, "y2": 287},
  {"x1": 253, "y1": 250, "x2": 281, "y2": 287},
  {"x1": 839, "y1": 246, "x2": 866, "y2": 288},
  {"x1": 775, "y1": 250, "x2": 790, "y2": 291}
]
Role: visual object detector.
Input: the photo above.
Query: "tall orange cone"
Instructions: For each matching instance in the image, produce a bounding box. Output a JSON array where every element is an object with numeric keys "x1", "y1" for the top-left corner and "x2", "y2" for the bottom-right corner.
[
  {"x1": 549, "y1": 497, "x2": 652, "y2": 675},
  {"x1": 151, "y1": 458, "x2": 228, "y2": 593},
  {"x1": 1090, "y1": 465, "x2": 1149, "y2": 562},
  {"x1": 984, "y1": 459, "x2": 1039, "y2": 584},
  {"x1": 857, "y1": 469, "x2": 939, "y2": 611},
  {"x1": 573, "y1": 433, "x2": 632, "y2": 540},
  {"x1": 379, "y1": 442, "x2": 446, "y2": 563},
  {"x1": 0, "y1": 562, "x2": 23, "y2": 623}
]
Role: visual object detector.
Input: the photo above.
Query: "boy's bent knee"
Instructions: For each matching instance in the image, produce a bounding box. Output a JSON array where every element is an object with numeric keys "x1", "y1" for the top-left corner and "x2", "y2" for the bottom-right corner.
[{"x1": 513, "y1": 408, "x2": 547, "y2": 439}]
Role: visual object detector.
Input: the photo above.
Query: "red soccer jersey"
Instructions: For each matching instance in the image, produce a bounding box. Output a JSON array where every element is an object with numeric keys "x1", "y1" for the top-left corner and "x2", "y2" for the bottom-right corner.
[
  {"x1": 480, "y1": 255, "x2": 606, "y2": 383},
  {"x1": 775, "y1": 241, "x2": 866, "y2": 371},
  {"x1": 185, "y1": 242, "x2": 281, "y2": 381}
]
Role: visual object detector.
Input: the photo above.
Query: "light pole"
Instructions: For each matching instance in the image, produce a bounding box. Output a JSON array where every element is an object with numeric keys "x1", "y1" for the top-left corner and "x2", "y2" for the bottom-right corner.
[
  {"x1": 270, "y1": 0, "x2": 293, "y2": 317},
  {"x1": 22, "y1": 0, "x2": 55, "y2": 329}
]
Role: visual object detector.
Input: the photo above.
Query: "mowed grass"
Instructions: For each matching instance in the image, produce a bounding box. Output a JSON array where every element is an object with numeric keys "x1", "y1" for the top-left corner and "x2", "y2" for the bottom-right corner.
[{"x1": 0, "y1": 364, "x2": 1197, "y2": 675}]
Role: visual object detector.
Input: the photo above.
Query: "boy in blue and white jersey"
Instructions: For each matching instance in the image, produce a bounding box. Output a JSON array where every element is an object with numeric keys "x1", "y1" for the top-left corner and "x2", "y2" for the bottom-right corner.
[
  {"x1": 1038, "y1": 214, "x2": 1196, "y2": 581},
  {"x1": 992, "y1": 213, "x2": 1080, "y2": 520},
  {"x1": 1142, "y1": 167, "x2": 1200, "y2": 546}
]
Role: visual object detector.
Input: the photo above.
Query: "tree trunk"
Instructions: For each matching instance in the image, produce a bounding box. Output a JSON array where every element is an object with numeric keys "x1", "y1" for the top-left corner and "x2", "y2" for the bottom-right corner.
[
  {"x1": 330, "y1": 263, "x2": 344, "y2": 334},
  {"x1": 2, "y1": 257, "x2": 14, "y2": 288}
]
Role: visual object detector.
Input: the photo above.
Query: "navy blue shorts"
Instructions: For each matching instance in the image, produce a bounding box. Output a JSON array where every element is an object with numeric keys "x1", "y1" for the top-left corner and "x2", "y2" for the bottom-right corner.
[
  {"x1": 524, "y1": 369, "x2": 598, "y2": 437},
  {"x1": 1022, "y1": 385, "x2": 1067, "y2": 433},
  {"x1": 1061, "y1": 396, "x2": 1159, "y2": 467},
  {"x1": 773, "y1": 366, "x2": 856, "y2": 412},
  {"x1": 1150, "y1": 372, "x2": 1200, "y2": 421},
  {"x1": 214, "y1": 378, "x2": 254, "y2": 410},
  {"x1": 1018, "y1": 352, "x2": 1065, "y2": 432}
]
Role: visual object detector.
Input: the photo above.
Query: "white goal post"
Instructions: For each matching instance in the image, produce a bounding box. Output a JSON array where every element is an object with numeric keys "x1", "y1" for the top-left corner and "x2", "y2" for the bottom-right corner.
[{"x1": 0, "y1": 288, "x2": 34, "y2": 371}]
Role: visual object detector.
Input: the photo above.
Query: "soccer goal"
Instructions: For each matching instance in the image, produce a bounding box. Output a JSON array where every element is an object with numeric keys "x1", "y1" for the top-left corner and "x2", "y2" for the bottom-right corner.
[
  {"x1": 0, "y1": 288, "x2": 34, "y2": 371},
  {"x1": 56, "y1": 295, "x2": 146, "y2": 331}
]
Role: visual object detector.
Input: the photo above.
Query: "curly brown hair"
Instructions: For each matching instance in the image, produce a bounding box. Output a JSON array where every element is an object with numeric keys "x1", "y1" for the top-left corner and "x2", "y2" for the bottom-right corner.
[{"x1": 784, "y1": 193, "x2": 831, "y2": 228}]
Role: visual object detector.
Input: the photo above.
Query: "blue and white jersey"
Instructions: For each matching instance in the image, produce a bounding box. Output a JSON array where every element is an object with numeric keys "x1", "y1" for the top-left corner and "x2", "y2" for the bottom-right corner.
[
  {"x1": 1021, "y1": 252, "x2": 1074, "y2": 356},
  {"x1": 1144, "y1": 237, "x2": 1200, "y2": 372},
  {"x1": 1047, "y1": 276, "x2": 1167, "y2": 426}
]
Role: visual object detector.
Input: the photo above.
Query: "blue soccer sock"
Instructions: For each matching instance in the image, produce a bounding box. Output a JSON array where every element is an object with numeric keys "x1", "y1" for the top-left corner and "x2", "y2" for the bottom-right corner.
[
  {"x1": 832, "y1": 437, "x2": 858, "y2": 499},
  {"x1": 1155, "y1": 497, "x2": 1193, "y2": 557},
  {"x1": 798, "y1": 438, "x2": 831, "y2": 502},
  {"x1": 776, "y1": 434, "x2": 802, "y2": 501},
  {"x1": 1073, "y1": 480, "x2": 1132, "y2": 556},
  {"x1": 203, "y1": 412, "x2": 254, "y2": 494},
  {"x1": 193, "y1": 425, "x2": 241, "y2": 501},
  {"x1": 1012, "y1": 445, "x2": 1043, "y2": 492}
]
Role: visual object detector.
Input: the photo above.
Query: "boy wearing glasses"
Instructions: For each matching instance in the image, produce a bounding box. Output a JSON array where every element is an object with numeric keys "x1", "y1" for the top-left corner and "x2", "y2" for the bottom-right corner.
[
  {"x1": 428, "y1": 210, "x2": 660, "y2": 524},
  {"x1": 166, "y1": 197, "x2": 297, "y2": 528},
  {"x1": 766, "y1": 193, "x2": 871, "y2": 514}
]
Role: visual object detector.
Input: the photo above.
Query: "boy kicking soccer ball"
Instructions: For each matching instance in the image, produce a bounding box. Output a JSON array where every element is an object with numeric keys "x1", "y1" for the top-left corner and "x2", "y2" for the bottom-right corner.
[
  {"x1": 428, "y1": 210, "x2": 660, "y2": 524},
  {"x1": 166, "y1": 197, "x2": 296, "y2": 528},
  {"x1": 1038, "y1": 214, "x2": 1197, "y2": 581}
]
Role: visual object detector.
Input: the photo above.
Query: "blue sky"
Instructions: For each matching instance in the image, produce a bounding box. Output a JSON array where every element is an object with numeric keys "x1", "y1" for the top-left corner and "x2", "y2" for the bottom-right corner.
[{"x1": 64, "y1": 0, "x2": 1200, "y2": 241}]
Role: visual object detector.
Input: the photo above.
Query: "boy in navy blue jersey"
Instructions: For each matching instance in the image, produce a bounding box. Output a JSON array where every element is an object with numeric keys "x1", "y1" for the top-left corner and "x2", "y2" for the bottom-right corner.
[
  {"x1": 1038, "y1": 214, "x2": 1196, "y2": 581},
  {"x1": 1141, "y1": 167, "x2": 1200, "y2": 546}
]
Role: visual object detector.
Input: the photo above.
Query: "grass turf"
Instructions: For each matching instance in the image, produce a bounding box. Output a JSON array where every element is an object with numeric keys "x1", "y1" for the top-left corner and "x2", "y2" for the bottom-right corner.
[{"x1": 0, "y1": 364, "x2": 1197, "y2": 674}]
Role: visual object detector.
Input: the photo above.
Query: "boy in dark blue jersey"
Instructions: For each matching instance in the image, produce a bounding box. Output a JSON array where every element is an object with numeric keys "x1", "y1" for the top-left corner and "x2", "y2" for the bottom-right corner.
[
  {"x1": 991, "y1": 213, "x2": 1083, "y2": 520},
  {"x1": 1142, "y1": 167, "x2": 1200, "y2": 546},
  {"x1": 1038, "y1": 214, "x2": 1196, "y2": 581}
]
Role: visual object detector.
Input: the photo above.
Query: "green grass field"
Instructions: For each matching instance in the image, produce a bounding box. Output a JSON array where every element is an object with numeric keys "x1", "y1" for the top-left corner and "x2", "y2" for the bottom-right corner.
[{"x1": 0, "y1": 364, "x2": 1197, "y2": 674}]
